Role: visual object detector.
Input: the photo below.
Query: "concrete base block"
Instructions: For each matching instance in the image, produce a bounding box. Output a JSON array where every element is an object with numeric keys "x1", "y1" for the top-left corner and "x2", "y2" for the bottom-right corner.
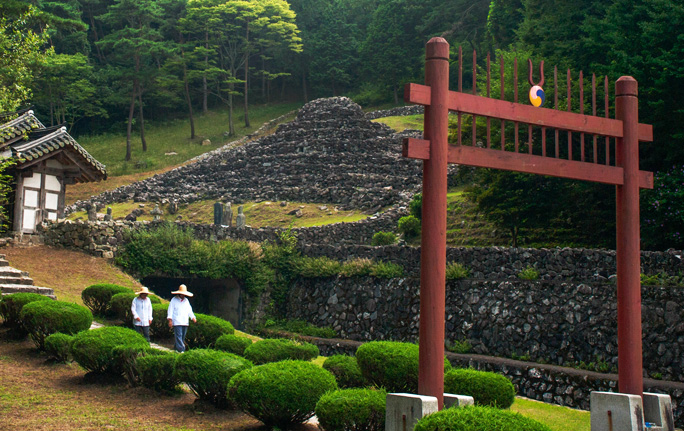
[
  {"x1": 643, "y1": 392, "x2": 675, "y2": 431},
  {"x1": 385, "y1": 393, "x2": 438, "y2": 431},
  {"x1": 443, "y1": 393, "x2": 474, "y2": 408},
  {"x1": 591, "y1": 391, "x2": 644, "y2": 431}
]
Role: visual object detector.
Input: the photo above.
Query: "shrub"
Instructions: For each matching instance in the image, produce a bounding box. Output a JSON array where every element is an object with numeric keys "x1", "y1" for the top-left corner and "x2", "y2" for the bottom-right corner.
[
  {"x1": 229, "y1": 360, "x2": 337, "y2": 428},
  {"x1": 369, "y1": 262, "x2": 404, "y2": 278},
  {"x1": 445, "y1": 262, "x2": 470, "y2": 280},
  {"x1": 71, "y1": 326, "x2": 148, "y2": 374},
  {"x1": 443, "y1": 369, "x2": 516, "y2": 409},
  {"x1": 0, "y1": 292, "x2": 52, "y2": 336},
  {"x1": 244, "y1": 338, "x2": 319, "y2": 364},
  {"x1": 398, "y1": 215, "x2": 421, "y2": 239},
  {"x1": 323, "y1": 355, "x2": 366, "y2": 388},
  {"x1": 44, "y1": 333, "x2": 74, "y2": 362},
  {"x1": 137, "y1": 352, "x2": 180, "y2": 392},
  {"x1": 110, "y1": 292, "x2": 161, "y2": 325},
  {"x1": 518, "y1": 266, "x2": 540, "y2": 280},
  {"x1": 294, "y1": 256, "x2": 342, "y2": 278},
  {"x1": 215, "y1": 334, "x2": 253, "y2": 356},
  {"x1": 315, "y1": 388, "x2": 387, "y2": 431},
  {"x1": 371, "y1": 231, "x2": 397, "y2": 246},
  {"x1": 446, "y1": 338, "x2": 472, "y2": 354},
  {"x1": 356, "y1": 341, "x2": 451, "y2": 393},
  {"x1": 111, "y1": 344, "x2": 165, "y2": 384},
  {"x1": 281, "y1": 319, "x2": 336, "y2": 338},
  {"x1": 174, "y1": 349, "x2": 252, "y2": 407},
  {"x1": 414, "y1": 405, "x2": 552, "y2": 431},
  {"x1": 340, "y1": 258, "x2": 374, "y2": 277},
  {"x1": 409, "y1": 193, "x2": 422, "y2": 219},
  {"x1": 186, "y1": 313, "x2": 235, "y2": 349},
  {"x1": 21, "y1": 300, "x2": 93, "y2": 349},
  {"x1": 81, "y1": 283, "x2": 133, "y2": 316},
  {"x1": 150, "y1": 304, "x2": 172, "y2": 339}
]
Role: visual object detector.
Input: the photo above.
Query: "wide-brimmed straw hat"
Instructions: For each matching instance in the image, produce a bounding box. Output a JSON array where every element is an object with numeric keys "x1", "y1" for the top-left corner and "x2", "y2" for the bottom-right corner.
[
  {"x1": 171, "y1": 284, "x2": 194, "y2": 297},
  {"x1": 135, "y1": 286, "x2": 150, "y2": 295}
]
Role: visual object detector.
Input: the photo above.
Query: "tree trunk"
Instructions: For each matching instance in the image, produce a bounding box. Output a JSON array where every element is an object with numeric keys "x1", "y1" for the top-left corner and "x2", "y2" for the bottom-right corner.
[
  {"x1": 511, "y1": 226, "x2": 518, "y2": 248},
  {"x1": 137, "y1": 86, "x2": 147, "y2": 152},
  {"x1": 203, "y1": 31, "x2": 209, "y2": 114},
  {"x1": 393, "y1": 84, "x2": 399, "y2": 105},
  {"x1": 261, "y1": 56, "x2": 266, "y2": 99},
  {"x1": 228, "y1": 85, "x2": 235, "y2": 136},
  {"x1": 302, "y1": 70, "x2": 308, "y2": 102},
  {"x1": 49, "y1": 86, "x2": 54, "y2": 126},
  {"x1": 87, "y1": 8, "x2": 105, "y2": 63},
  {"x1": 126, "y1": 94, "x2": 135, "y2": 162},
  {"x1": 243, "y1": 25, "x2": 250, "y2": 128},
  {"x1": 182, "y1": 52, "x2": 195, "y2": 139}
]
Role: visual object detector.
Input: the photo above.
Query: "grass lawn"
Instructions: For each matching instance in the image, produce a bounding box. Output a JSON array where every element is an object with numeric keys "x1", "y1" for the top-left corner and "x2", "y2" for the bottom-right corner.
[
  {"x1": 67, "y1": 199, "x2": 369, "y2": 228},
  {"x1": 373, "y1": 113, "x2": 424, "y2": 131},
  {"x1": 76, "y1": 102, "x2": 301, "y2": 178},
  {"x1": 511, "y1": 397, "x2": 590, "y2": 431}
]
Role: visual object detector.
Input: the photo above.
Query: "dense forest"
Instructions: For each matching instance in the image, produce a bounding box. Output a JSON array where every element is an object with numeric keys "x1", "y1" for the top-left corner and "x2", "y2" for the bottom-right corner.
[{"x1": 1, "y1": 0, "x2": 683, "y2": 250}]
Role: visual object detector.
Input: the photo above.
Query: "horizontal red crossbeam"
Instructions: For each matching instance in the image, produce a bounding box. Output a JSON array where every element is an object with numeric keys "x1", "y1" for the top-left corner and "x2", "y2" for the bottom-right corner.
[
  {"x1": 403, "y1": 138, "x2": 654, "y2": 189},
  {"x1": 405, "y1": 83, "x2": 653, "y2": 142}
]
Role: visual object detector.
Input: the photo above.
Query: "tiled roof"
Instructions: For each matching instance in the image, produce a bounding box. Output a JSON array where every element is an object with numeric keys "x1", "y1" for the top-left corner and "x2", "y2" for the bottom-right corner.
[
  {"x1": 0, "y1": 110, "x2": 44, "y2": 145},
  {"x1": 12, "y1": 126, "x2": 106, "y2": 179}
]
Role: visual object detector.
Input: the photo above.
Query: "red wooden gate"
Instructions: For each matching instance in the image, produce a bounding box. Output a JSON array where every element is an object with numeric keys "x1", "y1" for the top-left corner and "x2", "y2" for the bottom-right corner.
[{"x1": 403, "y1": 37, "x2": 653, "y2": 408}]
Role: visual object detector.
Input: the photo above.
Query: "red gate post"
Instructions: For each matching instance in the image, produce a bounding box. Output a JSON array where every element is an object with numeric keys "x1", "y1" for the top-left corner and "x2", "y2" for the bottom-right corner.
[
  {"x1": 418, "y1": 37, "x2": 450, "y2": 409},
  {"x1": 615, "y1": 76, "x2": 643, "y2": 397}
]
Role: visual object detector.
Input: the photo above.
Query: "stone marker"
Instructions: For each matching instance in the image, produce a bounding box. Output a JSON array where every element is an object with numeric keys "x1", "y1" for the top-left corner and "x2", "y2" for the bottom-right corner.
[
  {"x1": 224, "y1": 202, "x2": 233, "y2": 227},
  {"x1": 385, "y1": 393, "x2": 438, "y2": 431},
  {"x1": 103, "y1": 207, "x2": 113, "y2": 221},
  {"x1": 590, "y1": 391, "x2": 676, "y2": 431},
  {"x1": 151, "y1": 204, "x2": 163, "y2": 221},
  {"x1": 443, "y1": 393, "x2": 474, "y2": 408},
  {"x1": 236, "y1": 205, "x2": 246, "y2": 230},
  {"x1": 168, "y1": 200, "x2": 178, "y2": 215},
  {"x1": 213, "y1": 202, "x2": 223, "y2": 225},
  {"x1": 87, "y1": 205, "x2": 97, "y2": 222}
]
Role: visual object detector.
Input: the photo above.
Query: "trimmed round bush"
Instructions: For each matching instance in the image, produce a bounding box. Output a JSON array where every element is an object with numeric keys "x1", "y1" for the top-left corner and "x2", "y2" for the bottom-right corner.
[
  {"x1": 82, "y1": 283, "x2": 133, "y2": 316},
  {"x1": 110, "y1": 292, "x2": 161, "y2": 325},
  {"x1": 356, "y1": 341, "x2": 451, "y2": 393},
  {"x1": 0, "y1": 293, "x2": 52, "y2": 335},
  {"x1": 315, "y1": 388, "x2": 387, "y2": 431},
  {"x1": 21, "y1": 300, "x2": 93, "y2": 349},
  {"x1": 243, "y1": 338, "x2": 319, "y2": 364},
  {"x1": 371, "y1": 231, "x2": 397, "y2": 246},
  {"x1": 173, "y1": 348, "x2": 252, "y2": 407},
  {"x1": 397, "y1": 215, "x2": 421, "y2": 239},
  {"x1": 229, "y1": 360, "x2": 338, "y2": 428},
  {"x1": 150, "y1": 303, "x2": 172, "y2": 339},
  {"x1": 71, "y1": 326, "x2": 148, "y2": 374},
  {"x1": 414, "y1": 405, "x2": 552, "y2": 431},
  {"x1": 185, "y1": 313, "x2": 235, "y2": 349},
  {"x1": 323, "y1": 355, "x2": 366, "y2": 388},
  {"x1": 444, "y1": 369, "x2": 516, "y2": 409},
  {"x1": 44, "y1": 333, "x2": 74, "y2": 363},
  {"x1": 215, "y1": 334, "x2": 253, "y2": 356},
  {"x1": 137, "y1": 352, "x2": 180, "y2": 393},
  {"x1": 112, "y1": 344, "x2": 164, "y2": 384}
]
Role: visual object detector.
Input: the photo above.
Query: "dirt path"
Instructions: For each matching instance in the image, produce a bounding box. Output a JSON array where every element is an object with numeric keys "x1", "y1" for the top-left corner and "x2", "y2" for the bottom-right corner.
[{"x1": 0, "y1": 330, "x2": 316, "y2": 431}]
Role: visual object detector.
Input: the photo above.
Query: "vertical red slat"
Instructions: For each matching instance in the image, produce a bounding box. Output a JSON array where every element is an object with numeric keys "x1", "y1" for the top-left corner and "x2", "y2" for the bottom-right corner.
[
  {"x1": 567, "y1": 69, "x2": 572, "y2": 160},
  {"x1": 554, "y1": 66, "x2": 559, "y2": 158},
  {"x1": 457, "y1": 46, "x2": 462, "y2": 146},
  {"x1": 472, "y1": 50, "x2": 477, "y2": 147},
  {"x1": 486, "y1": 53, "x2": 491, "y2": 148},
  {"x1": 500, "y1": 54, "x2": 505, "y2": 150},
  {"x1": 580, "y1": 71, "x2": 585, "y2": 162},
  {"x1": 592, "y1": 74, "x2": 598, "y2": 163},
  {"x1": 514, "y1": 57, "x2": 519, "y2": 152},
  {"x1": 605, "y1": 75, "x2": 610, "y2": 165}
]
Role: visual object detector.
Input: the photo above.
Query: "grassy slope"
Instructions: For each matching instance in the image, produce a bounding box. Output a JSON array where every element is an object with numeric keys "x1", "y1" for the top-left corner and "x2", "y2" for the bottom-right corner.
[{"x1": 67, "y1": 200, "x2": 368, "y2": 228}]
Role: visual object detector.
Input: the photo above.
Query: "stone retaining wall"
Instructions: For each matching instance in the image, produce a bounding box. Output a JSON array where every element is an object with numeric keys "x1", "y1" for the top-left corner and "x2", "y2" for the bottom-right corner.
[
  {"x1": 365, "y1": 105, "x2": 424, "y2": 119},
  {"x1": 286, "y1": 277, "x2": 684, "y2": 382}
]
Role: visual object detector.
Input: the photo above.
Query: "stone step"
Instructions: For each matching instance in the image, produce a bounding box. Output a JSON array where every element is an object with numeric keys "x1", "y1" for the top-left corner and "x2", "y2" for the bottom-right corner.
[
  {"x1": 0, "y1": 267, "x2": 25, "y2": 277},
  {"x1": 0, "y1": 276, "x2": 33, "y2": 285},
  {"x1": 0, "y1": 284, "x2": 55, "y2": 296},
  {"x1": 0, "y1": 260, "x2": 8, "y2": 267}
]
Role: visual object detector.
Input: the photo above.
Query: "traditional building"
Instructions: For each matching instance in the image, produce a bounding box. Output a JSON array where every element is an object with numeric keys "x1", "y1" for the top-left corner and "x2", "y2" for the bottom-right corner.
[{"x1": 0, "y1": 109, "x2": 106, "y2": 233}]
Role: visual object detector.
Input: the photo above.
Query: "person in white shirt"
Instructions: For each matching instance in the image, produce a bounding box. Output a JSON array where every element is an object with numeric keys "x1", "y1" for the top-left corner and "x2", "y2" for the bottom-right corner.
[
  {"x1": 167, "y1": 284, "x2": 197, "y2": 353},
  {"x1": 131, "y1": 286, "x2": 153, "y2": 342}
]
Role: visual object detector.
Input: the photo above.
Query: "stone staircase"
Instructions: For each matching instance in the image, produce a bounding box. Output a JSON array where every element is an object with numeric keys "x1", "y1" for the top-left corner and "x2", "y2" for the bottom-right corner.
[{"x1": 0, "y1": 254, "x2": 56, "y2": 299}]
